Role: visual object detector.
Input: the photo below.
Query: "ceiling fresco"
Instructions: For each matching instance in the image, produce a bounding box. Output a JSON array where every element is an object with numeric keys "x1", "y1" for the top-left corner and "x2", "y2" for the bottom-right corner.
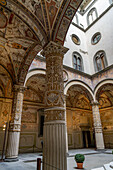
[
  {"x1": 66, "y1": 85, "x2": 92, "y2": 110},
  {"x1": 0, "y1": 0, "x2": 83, "y2": 85},
  {"x1": 66, "y1": 84, "x2": 113, "y2": 110}
]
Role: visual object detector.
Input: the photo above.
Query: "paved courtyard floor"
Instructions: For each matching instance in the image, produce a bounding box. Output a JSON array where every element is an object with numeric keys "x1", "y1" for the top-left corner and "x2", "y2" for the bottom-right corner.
[{"x1": 0, "y1": 149, "x2": 113, "y2": 170}]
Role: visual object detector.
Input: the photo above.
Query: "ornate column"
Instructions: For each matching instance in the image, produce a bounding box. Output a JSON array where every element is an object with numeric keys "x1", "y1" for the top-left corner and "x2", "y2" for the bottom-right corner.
[
  {"x1": 41, "y1": 41, "x2": 68, "y2": 170},
  {"x1": 91, "y1": 101, "x2": 105, "y2": 150},
  {"x1": 5, "y1": 85, "x2": 25, "y2": 161}
]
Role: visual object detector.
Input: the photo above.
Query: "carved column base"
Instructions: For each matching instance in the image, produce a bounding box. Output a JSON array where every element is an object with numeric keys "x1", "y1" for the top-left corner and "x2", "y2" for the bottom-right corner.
[{"x1": 5, "y1": 131, "x2": 20, "y2": 160}]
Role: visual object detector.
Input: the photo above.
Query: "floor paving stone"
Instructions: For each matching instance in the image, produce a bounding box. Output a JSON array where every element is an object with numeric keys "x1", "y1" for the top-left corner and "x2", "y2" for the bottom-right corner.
[{"x1": 0, "y1": 149, "x2": 113, "y2": 170}]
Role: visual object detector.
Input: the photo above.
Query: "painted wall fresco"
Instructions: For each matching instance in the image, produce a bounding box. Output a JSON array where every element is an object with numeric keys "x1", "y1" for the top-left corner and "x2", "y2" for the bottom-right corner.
[
  {"x1": 66, "y1": 84, "x2": 92, "y2": 109},
  {"x1": 100, "y1": 108, "x2": 113, "y2": 148},
  {"x1": 24, "y1": 74, "x2": 46, "y2": 103},
  {"x1": 67, "y1": 108, "x2": 93, "y2": 149},
  {"x1": 92, "y1": 67, "x2": 113, "y2": 90},
  {"x1": 0, "y1": 98, "x2": 12, "y2": 153},
  {"x1": 29, "y1": 57, "x2": 46, "y2": 70},
  {"x1": 1, "y1": 57, "x2": 113, "y2": 153}
]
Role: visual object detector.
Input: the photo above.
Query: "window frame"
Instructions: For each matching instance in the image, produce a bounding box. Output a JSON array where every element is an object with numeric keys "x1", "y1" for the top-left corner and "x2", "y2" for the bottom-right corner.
[
  {"x1": 73, "y1": 52, "x2": 84, "y2": 71},
  {"x1": 71, "y1": 34, "x2": 80, "y2": 45},
  {"x1": 91, "y1": 32, "x2": 101, "y2": 45},
  {"x1": 87, "y1": 8, "x2": 98, "y2": 26},
  {"x1": 109, "y1": 0, "x2": 113, "y2": 4},
  {"x1": 94, "y1": 51, "x2": 108, "y2": 72}
]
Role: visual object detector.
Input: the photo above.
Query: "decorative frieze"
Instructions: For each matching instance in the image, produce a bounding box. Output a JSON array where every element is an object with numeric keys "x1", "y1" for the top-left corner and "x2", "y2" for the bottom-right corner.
[
  {"x1": 45, "y1": 108, "x2": 65, "y2": 122},
  {"x1": 41, "y1": 41, "x2": 68, "y2": 57},
  {"x1": 41, "y1": 41, "x2": 68, "y2": 108}
]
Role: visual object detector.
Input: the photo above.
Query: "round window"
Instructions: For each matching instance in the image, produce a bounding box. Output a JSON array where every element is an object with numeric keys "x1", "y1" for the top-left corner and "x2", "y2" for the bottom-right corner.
[
  {"x1": 91, "y1": 32, "x2": 101, "y2": 45},
  {"x1": 72, "y1": 34, "x2": 80, "y2": 45}
]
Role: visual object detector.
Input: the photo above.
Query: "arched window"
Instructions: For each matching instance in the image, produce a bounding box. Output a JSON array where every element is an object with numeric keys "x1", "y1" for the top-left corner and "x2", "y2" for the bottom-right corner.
[
  {"x1": 87, "y1": 8, "x2": 98, "y2": 26},
  {"x1": 94, "y1": 51, "x2": 108, "y2": 72},
  {"x1": 73, "y1": 52, "x2": 83, "y2": 71},
  {"x1": 109, "y1": 0, "x2": 113, "y2": 4},
  {"x1": 72, "y1": 14, "x2": 79, "y2": 25}
]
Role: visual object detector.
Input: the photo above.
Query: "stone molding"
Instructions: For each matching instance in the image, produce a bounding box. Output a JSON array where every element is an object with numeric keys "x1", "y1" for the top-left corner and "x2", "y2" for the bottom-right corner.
[
  {"x1": 13, "y1": 84, "x2": 26, "y2": 94},
  {"x1": 95, "y1": 127, "x2": 103, "y2": 133},
  {"x1": 91, "y1": 100, "x2": 99, "y2": 106},
  {"x1": 41, "y1": 41, "x2": 69, "y2": 57},
  {"x1": 45, "y1": 107, "x2": 65, "y2": 122}
]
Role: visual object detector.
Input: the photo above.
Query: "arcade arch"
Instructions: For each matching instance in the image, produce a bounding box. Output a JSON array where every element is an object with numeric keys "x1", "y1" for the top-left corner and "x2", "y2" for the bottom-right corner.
[
  {"x1": 94, "y1": 80, "x2": 113, "y2": 148},
  {"x1": 64, "y1": 81, "x2": 95, "y2": 149}
]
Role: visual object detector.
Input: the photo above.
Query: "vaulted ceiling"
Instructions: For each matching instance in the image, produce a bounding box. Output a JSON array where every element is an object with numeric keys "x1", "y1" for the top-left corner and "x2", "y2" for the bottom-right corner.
[
  {"x1": 96, "y1": 84, "x2": 113, "y2": 109},
  {"x1": 0, "y1": 0, "x2": 83, "y2": 85},
  {"x1": 66, "y1": 85, "x2": 92, "y2": 110},
  {"x1": 24, "y1": 74, "x2": 46, "y2": 103}
]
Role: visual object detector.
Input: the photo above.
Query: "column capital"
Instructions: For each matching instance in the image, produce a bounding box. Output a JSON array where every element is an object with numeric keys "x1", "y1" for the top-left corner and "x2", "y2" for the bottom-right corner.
[
  {"x1": 64, "y1": 94, "x2": 69, "y2": 102},
  {"x1": 41, "y1": 41, "x2": 69, "y2": 57},
  {"x1": 91, "y1": 100, "x2": 99, "y2": 106},
  {"x1": 13, "y1": 84, "x2": 26, "y2": 93}
]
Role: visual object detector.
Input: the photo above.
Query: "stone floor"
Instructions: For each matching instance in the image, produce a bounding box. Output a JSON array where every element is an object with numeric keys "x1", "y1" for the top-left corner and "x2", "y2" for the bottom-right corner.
[{"x1": 0, "y1": 149, "x2": 113, "y2": 170}]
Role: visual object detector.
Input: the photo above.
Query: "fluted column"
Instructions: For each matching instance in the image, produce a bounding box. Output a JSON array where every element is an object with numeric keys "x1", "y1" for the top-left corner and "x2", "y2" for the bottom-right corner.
[
  {"x1": 92, "y1": 101, "x2": 105, "y2": 150},
  {"x1": 5, "y1": 85, "x2": 25, "y2": 160},
  {"x1": 41, "y1": 41, "x2": 68, "y2": 170},
  {"x1": 64, "y1": 95, "x2": 68, "y2": 154}
]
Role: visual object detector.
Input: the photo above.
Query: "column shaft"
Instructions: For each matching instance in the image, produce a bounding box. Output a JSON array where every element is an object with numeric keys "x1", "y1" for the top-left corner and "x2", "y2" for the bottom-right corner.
[
  {"x1": 64, "y1": 96, "x2": 68, "y2": 154},
  {"x1": 41, "y1": 41, "x2": 68, "y2": 170},
  {"x1": 92, "y1": 101, "x2": 105, "y2": 150},
  {"x1": 5, "y1": 85, "x2": 25, "y2": 160}
]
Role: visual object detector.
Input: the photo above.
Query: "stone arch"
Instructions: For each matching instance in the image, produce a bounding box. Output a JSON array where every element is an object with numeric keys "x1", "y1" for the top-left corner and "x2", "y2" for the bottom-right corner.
[
  {"x1": 65, "y1": 80, "x2": 95, "y2": 149},
  {"x1": 94, "y1": 80, "x2": 113, "y2": 149},
  {"x1": 18, "y1": 44, "x2": 42, "y2": 85},
  {"x1": 24, "y1": 69, "x2": 46, "y2": 86},
  {"x1": 64, "y1": 80, "x2": 94, "y2": 102},
  {"x1": 94, "y1": 79, "x2": 113, "y2": 101},
  {"x1": 24, "y1": 71, "x2": 46, "y2": 103}
]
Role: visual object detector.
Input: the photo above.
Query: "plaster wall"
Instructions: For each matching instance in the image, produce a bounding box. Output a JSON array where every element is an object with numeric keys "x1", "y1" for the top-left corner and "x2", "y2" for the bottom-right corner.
[
  {"x1": 64, "y1": 0, "x2": 113, "y2": 75},
  {"x1": 86, "y1": 7, "x2": 113, "y2": 74},
  {"x1": 64, "y1": 25, "x2": 90, "y2": 73},
  {"x1": 81, "y1": 0, "x2": 110, "y2": 29}
]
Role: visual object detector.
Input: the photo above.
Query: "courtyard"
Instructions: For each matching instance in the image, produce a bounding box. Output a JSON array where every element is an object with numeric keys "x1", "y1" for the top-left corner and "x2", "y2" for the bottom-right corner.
[{"x1": 0, "y1": 149, "x2": 113, "y2": 170}]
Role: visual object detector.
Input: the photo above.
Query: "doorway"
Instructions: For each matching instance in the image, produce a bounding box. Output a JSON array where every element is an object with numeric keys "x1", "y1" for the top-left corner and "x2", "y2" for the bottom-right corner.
[{"x1": 82, "y1": 131, "x2": 91, "y2": 148}]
